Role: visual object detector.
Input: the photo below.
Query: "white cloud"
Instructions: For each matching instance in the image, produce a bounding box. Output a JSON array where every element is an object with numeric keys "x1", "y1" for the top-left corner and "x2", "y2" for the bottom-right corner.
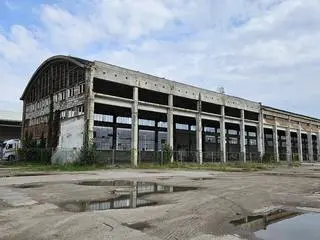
[
  {"x1": 4, "y1": 0, "x2": 19, "y2": 10},
  {"x1": 1, "y1": 0, "x2": 320, "y2": 118}
]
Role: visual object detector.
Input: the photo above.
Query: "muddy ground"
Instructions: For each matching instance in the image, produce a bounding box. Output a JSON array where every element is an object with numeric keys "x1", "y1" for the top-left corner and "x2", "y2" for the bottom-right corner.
[{"x1": 0, "y1": 165, "x2": 320, "y2": 240}]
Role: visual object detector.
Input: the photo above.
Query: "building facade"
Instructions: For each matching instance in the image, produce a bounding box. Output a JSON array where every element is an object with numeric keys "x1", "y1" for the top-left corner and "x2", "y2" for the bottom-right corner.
[
  {"x1": 0, "y1": 111, "x2": 21, "y2": 142},
  {"x1": 20, "y1": 55, "x2": 320, "y2": 165}
]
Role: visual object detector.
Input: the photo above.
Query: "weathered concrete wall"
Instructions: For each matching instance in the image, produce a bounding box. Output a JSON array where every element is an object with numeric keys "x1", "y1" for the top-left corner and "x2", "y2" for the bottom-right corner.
[
  {"x1": 52, "y1": 116, "x2": 84, "y2": 164},
  {"x1": 58, "y1": 116, "x2": 84, "y2": 149},
  {"x1": 93, "y1": 61, "x2": 260, "y2": 112}
]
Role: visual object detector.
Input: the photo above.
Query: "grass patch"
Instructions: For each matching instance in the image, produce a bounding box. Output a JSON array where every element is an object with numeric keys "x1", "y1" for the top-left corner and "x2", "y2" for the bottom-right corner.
[
  {"x1": 0, "y1": 162, "x2": 128, "y2": 172},
  {"x1": 0, "y1": 161, "x2": 281, "y2": 173},
  {"x1": 137, "y1": 162, "x2": 279, "y2": 172}
]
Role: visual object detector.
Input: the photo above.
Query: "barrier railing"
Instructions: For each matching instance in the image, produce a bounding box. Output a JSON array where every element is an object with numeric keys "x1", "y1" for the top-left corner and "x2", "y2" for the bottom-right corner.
[{"x1": 4, "y1": 147, "x2": 319, "y2": 165}]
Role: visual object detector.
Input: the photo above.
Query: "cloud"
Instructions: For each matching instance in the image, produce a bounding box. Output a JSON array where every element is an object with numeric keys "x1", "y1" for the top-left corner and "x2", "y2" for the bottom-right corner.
[
  {"x1": 4, "y1": 0, "x2": 19, "y2": 10},
  {"x1": 1, "y1": 0, "x2": 320, "y2": 118}
]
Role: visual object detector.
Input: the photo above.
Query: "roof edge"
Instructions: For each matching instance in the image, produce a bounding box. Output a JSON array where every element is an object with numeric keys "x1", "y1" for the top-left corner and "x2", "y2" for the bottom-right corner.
[
  {"x1": 262, "y1": 105, "x2": 320, "y2": 122},
  {"x1": 20, "y1": 55, "x2": 93, "y2": 100}
]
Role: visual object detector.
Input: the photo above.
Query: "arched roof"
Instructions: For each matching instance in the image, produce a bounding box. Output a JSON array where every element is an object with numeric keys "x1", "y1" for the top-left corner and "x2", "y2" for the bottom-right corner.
[{"x1": 20, "y1": 55, "x2": 93, "y2": 100}]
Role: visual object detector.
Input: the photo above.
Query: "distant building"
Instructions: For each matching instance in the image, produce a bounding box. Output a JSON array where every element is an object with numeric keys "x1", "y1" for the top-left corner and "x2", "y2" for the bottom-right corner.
[
  {"x1": 20, "y1": 55, "x2": 320, "y2": 164},
  {"x1": 0, "y1": 111, "x2": 22, "y2": 141}
]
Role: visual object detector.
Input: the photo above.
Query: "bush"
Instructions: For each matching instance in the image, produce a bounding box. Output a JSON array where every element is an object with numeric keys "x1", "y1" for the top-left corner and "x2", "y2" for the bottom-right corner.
[
  {"x1": 162, "y1": 144, "x2": 173, "y2": 164},
  {"x1": 262, "y1": 152, "x2": 275, "y2": 163},
  {"x1": 78, "y1": 142, "x2": 97, "y2": 165},
  {"x1": 292, "y1": 153, "x2": 299, "y2": 162},
  {"x1": 18, "y1": 148, "x2": 52, "y2": 164}
]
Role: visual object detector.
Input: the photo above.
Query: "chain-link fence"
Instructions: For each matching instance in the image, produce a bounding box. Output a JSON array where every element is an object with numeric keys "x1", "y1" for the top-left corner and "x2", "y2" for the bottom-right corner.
[{"x1": 3, "y1": 147, "x2": 319, "y2": 165}]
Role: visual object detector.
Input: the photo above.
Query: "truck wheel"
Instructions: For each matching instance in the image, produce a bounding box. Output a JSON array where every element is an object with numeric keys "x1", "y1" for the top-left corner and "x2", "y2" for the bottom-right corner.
[{"x1": 8, "y1": 155, "x2": 15, "y2": 161}]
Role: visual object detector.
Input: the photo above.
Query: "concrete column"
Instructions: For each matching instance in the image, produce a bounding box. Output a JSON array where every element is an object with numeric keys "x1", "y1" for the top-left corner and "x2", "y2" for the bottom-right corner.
[
  {"x1": 308, "y1": 131, "x2": 313, "y2": 162},
  {"x1": 112, "y1": 115, "x2": 117, "y2": 149},
  {"x1": 220, "y1": 106, "x2": 226, "y2": 163},
  {"x1": 85, "y1": 67, "x2": 95, "y2": 147},
  {"x1": 155, "y1": 121, "x2": 159, "y2": 152},
  {"x1": 297, "y1": 124, "x2": 303, "y2": 162},
  {"x1": 167, "y1": 94, "x2": 174, "y2": 163},
  {"x1": 196, "y1": 96, "x2": 203, "y2": 164},
  {"x1": 317, "y1": 131, "x2": 320, "y2": 161},
  {"x1": 257, "y1": 107, "x2": 264, "y2": 158},
  {"x1": 240, "y1": 109, "x2": 246, "y2": 162},
  {"x1": 273, "y1": 122, "x2": 279, "y2": 162},
  {"x1": 131, "y1": 87, "x2": 138, "y2": 167},
  {"x1": 286, "y1": 126, "x2": 292, "y2": 163}
]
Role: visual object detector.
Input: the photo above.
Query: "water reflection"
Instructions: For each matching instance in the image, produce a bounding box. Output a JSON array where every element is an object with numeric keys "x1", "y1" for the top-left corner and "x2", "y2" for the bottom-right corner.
[
  {"x1": 60, "y1": 181, "x2": 197, "y2": 212},
  {"x1": 230, "y1": 209, "x2": 300, "y2": 232},
  {"x1": 255, "y1": 213, "x2": 320, "y2": 240},
  {"x1": 231, "y1": 209, "x2": 320, "y2": 240}
]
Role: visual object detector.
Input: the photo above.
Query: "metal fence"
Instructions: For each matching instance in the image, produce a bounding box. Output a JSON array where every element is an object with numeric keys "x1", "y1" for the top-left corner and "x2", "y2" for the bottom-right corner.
[{"x1": 2, "y1": 147, "x2": 320, "y2": 165}]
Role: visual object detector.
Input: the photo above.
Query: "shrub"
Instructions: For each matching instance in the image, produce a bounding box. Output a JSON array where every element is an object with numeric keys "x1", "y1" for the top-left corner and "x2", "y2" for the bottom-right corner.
[
  {"x1": 262, "y1": 152, "x2": 275, "y2": 163},
  {"x1": 78, "y1": 142, "x2": 97, "y2": 165},
  {"x1": 162, "y1": 144, "x2": 173, "y2": 164}
]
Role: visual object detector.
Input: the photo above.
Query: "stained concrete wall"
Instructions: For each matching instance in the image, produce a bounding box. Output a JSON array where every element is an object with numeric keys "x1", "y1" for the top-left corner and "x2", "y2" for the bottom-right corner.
[
  {"x1": 52, "y1": 116, "x2": 84, "y2": 164},
  {"x1": 94, "y1": 61, "x2": 260, "y2": 112},
  {"x1": 58, "y1": 116, "x2": 84, "y2": 149}
]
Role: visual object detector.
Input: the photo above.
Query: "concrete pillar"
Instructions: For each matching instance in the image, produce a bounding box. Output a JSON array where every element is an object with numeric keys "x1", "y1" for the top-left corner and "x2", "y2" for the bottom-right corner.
[
  {"x1": 220, "y1": 106, "x2": 226, "y2": 163},
  {"x1": 308, "y1": 131, "x2": 313, "y2": 162},
  {"x1": 297, "y1": 124, "x2": 303, "y2": 162},
  {"x1": 240, "y1": 109, "x2": 246, "y2": 162},
  {"x1": 167, "y1": 94, "x2": 174, "y2": 163},
  {"x1": 85, "y1": 67, "x2": 95, "y2": 147},
  {"x1": 196, "y1": 96, "x2": 203, "y2": 164},
  {"x1": 257, "y1": 107, "x2": 264, "y2": 158},
  {"x1": 273, "y1": 122, "x2": 279, "y2": 162},
  {"x1": 286, "y1": 126, "x2": 292, "y2": 163},
  {"x1": 155, "y1": 120, "x2": 159, "y2": 152},
  {"x1": 112, "y1": 115, "x2": 117, "y2": 149},
  {"x1": 131, "y1": 87, "x2": 138, "y2": 167}
]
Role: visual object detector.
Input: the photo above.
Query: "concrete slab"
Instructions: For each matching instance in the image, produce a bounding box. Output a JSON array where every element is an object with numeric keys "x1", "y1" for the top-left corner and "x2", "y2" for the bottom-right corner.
[{"x1": 1, "y1": 167, "x2": 320, "y2": 239}]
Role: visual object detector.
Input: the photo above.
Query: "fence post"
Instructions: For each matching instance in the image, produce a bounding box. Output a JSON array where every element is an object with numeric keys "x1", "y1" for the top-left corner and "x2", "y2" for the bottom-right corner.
[
  {"x1": 112, "y1": 149, "x2": 115, "y2": 165},
  {"x1": 160, "y1": 150, "x2": 163, "y2": 166},
  {"x1": 211, "y1": 152, "x2": 214, "y2": 163}
]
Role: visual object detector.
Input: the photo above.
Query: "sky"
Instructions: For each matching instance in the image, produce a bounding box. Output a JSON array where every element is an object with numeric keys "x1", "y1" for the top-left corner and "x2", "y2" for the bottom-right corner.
[{"x1": 0, "y1": 0, "x2": 320, "y2": 118}]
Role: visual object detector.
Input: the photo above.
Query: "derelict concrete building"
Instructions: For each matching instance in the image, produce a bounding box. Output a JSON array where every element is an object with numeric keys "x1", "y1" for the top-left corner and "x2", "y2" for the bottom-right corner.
[{"x1": 20, "y1": 55, "x2": 320, "y2": 164}]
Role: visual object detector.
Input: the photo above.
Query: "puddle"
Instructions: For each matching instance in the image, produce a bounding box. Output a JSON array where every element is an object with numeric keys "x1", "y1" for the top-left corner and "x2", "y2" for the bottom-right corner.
[
  {"x1": 2, "y1": 173, "x2": 53, "y2": 177},
  {"x1": 13, "y1": 183, "x2": 43, "y2": 188},
  {"x1": 191, "y1": 177, "x2": 215, "y2": 181},
  {"x1": 123, "y1": 221, "x2": 152, "y2": 231},
  {"x1": 60, "y1": 181, "x2": 198, "y2": 212},
  {"x1": 77, "y1": 180, "x2": 132, "y2": 186},
  {"x1": 157, "y1": 177, "x2": 171, "y2": 180},
  {"x1": 231, "y1": 209, "x2": 320, "y2": 240}
]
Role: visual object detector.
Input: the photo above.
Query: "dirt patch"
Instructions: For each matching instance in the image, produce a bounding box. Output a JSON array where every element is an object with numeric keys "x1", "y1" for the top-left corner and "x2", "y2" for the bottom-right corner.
[
  {"x1": 191, "y1": 177, "x2": 216, "y2": 181},
  {"x1": 263, "y1": 172, "x2": 320, "y2": 179},
  {"x1": 13, "y1": 183, "x2": 44, "y2": 189},
  {"x1": 2, "y1": 172, "x2": 55, "y2": 177},
  {"x1": 123, "y1": 221, "x2": 152, "y2": 231}
]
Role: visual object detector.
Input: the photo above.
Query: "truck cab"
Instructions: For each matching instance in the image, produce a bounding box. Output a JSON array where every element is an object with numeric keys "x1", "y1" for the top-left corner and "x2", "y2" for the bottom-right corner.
[{"x1": 1, "y1": 139, "x2": 21, "y2": 161}]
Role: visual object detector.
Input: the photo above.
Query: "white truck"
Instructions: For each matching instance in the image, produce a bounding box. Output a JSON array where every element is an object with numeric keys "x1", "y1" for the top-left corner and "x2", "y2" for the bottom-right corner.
[{"x1": 1, "y1": 139, "x2": 21, "y2": 161}]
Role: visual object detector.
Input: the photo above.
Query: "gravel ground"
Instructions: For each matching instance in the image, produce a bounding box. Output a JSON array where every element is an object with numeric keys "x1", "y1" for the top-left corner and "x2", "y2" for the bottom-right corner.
[{"x1": 1, "y1": 166, "x2": 320, "y2": 239}]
